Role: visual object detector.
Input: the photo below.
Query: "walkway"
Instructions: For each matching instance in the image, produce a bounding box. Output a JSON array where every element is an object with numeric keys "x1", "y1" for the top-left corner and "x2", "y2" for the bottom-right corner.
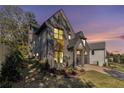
[{"x1": 83, "y1": 64, "x2": 110, "y2": 75}]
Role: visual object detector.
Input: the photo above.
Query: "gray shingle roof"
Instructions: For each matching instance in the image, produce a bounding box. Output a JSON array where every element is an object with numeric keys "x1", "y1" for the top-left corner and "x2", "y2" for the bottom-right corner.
[
  {"x1": 89, "y1": 42, "x2": 105, "y2": 50},
  {"x1": 68, "y1": 31, "x2": 87, "y2": 49},
  {"x1": 75, "y1": 31, "x2": 86, "y2": 39},
  {"x1": 68, "y1": 37, "x2": 79, "y2": 48}
]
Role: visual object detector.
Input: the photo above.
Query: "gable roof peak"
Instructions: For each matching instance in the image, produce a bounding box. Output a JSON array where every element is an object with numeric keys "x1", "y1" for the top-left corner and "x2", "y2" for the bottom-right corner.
[{"x1": 76, "y1": 31, "x2": 87, "y2": 39}]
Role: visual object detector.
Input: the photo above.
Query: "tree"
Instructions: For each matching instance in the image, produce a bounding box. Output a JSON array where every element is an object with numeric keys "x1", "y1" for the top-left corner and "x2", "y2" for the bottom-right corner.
[
  {"x1": 0, "y1": 6, "x2": 38, "y2": 46},
  {"x1": 0, "y1": 6, "x2": 38, "y2": 57}
]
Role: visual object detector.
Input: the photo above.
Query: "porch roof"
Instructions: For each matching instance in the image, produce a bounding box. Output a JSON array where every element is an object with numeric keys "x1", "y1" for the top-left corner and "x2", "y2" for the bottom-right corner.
[{"x1": 68, "y1": 31, "x2": 87, "y2": 49}]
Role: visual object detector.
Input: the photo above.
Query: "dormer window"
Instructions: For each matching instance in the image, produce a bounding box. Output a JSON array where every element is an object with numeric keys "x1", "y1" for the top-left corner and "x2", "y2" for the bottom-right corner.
[{"x1": 68, "y1": 35, "x2": 71, "y2": 40}]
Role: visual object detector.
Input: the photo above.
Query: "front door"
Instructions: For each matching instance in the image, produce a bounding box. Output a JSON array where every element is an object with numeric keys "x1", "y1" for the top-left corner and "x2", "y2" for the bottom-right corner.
[{"x1": 76, "y1": 50, "x2": 81, "y2": 65}]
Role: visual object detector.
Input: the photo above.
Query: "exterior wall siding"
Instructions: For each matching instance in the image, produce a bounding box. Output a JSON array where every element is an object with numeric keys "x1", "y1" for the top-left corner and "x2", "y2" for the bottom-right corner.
[
  {"x1": 32, "y1": 10, "x2": 90, "y2": 69},
  {"x1": 34, "y1": 29, "x2": 47, "y2": 63},
  {"x1": 89, "y1": 50, "x2": 105, "y2": 66}
]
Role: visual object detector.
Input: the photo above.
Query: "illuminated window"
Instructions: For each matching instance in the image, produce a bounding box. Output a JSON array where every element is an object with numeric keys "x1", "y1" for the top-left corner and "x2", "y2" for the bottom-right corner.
[
  {"x1": 54, "y1": 28, "x2": 63, "y2": 39},
  {"x1": 54, "y1": 51, "x2": 59, "y2": 63},
  {"x1": 59, "y1": 52, "x2": 63, "y2": 63},
  {"x1": 68, "y1": 35, "x2": 71, "y2": 40},
  {"x1": 82, "y1": 39, "x2": 85, "y2": 46},
  {"x1": 36, "y1": 53, "x2": 39, "y2": 57},
  {"x1": 53, "y1": 28, "x2": 64, "y2": 63},
  {"x1": 77, "y1": 50, "x2": 81, "y2": 55}
]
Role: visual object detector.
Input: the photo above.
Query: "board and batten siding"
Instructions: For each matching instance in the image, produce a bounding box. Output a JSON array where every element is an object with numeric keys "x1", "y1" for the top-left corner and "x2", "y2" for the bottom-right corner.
[{"x1": 89, "y1": 49, "x2": 105, "y2": 66}]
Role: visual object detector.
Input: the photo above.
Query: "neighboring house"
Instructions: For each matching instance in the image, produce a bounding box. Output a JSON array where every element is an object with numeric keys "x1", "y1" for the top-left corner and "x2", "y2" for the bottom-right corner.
[
  {"x1": 30, "y1": 10, "x2": 90, "y2": 69},
  {"x1": 89, "y1": 42, "x2": 107, "y2": 66}
]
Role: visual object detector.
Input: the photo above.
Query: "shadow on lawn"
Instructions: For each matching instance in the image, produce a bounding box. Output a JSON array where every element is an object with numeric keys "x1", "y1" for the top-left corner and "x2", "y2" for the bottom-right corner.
[{"x1": 104, "y1": 69, "x2": 124, "y2": 80}]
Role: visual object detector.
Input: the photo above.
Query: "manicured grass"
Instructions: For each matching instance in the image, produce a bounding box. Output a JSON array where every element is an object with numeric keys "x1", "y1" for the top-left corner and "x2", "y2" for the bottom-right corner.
[
  {"x1": 79, "y1": 70, "x2": 124, "y2": 88},
  {"x1": 111, "y1": 63, "x2": 124, "y2": 73}
]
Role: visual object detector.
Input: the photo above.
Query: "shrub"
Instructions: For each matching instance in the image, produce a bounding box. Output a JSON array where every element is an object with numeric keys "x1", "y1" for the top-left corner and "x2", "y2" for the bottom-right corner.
[
  {"x1": 1, "y1": 49, "x2": 23, "y2": 82},
  {"x1": 97, "y1": 61, "x2": 99, "y2": 66}
]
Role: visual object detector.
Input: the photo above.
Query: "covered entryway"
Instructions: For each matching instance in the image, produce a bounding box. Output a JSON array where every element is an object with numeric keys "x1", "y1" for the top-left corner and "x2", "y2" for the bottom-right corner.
[
  {"x1": 84, "y1": 51, "x2": 90, "y2": 64},
  {"x1": 74, "y1": 41, "x2": 85, "y2": 67},
  {"x1": 76, "y1": 49, "x2": 83, "y2": 65}
]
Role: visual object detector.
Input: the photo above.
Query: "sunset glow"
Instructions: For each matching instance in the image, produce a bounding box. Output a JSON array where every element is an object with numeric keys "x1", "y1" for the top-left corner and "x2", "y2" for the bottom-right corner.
[{"x1": 2, "y1": 5, "x2": 124, "y2": 54}]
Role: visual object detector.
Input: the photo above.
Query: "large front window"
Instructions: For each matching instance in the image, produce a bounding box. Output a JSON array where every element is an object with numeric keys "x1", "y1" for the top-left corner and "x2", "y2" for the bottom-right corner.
[{"x1": 54, "y1": 28, "x2": 64, "y2": 63}]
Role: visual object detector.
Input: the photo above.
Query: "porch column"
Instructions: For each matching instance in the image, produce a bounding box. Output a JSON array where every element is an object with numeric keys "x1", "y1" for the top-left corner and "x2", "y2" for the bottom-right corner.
[
  {"x1": 81, "y1": 50, "x2": 84, "y2": 66},
  {"x1": 87, "y1": 51, "x2": 90, "y2": 64},
  {"x1": 73, "y1": 49, "x2": 77, "y2": 68}
]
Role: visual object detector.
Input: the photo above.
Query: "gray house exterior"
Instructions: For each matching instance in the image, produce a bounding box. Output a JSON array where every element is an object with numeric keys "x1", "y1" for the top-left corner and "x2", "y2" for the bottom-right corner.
[
  {"x1": 89, "y1": 42, "x2": 107, "y2": 66},
  {"x1": 30, "y1": 10, "x2": 90, "y2": 69}
]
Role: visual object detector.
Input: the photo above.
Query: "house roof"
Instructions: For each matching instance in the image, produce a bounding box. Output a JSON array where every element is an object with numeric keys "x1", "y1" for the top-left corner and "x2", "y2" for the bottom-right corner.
[
  {"x1": 68, "y1": 31, "x2": 87, "y2": 49},
  {"x1": 35, "y1": 9, "x2": 75, "y2": 35},
  {"x1": 89, "y1": 42, "x2": 105, "y2": 50},
  {"x1": 68, "y1": 37, "x2": 79, "y2": 48},
  {"x1": 75, "y1": 31, "x2": 87, "y2": 39}
]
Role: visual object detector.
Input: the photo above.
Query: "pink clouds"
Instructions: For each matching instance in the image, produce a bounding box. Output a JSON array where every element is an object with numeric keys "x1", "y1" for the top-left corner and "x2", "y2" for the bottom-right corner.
[
  {"x1": 84, "y1": 24, "x2": 124, "y2": 54},
  {"x1": 116, "y1": 35, "x2": 124, "y2": 40},
  {"x1": 87, "y1": 26, "x2": 124, "y2": 42}
]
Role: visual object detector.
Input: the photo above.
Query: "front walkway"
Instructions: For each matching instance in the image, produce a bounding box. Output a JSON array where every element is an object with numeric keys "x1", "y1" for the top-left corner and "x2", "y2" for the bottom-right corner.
[{"x1": 83, "y1": 64, "x2": 110, "y2": 75}]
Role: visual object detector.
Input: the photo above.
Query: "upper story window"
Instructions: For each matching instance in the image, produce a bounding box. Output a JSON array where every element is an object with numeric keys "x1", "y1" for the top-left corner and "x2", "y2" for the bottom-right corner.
[
  {"x1": 91, "y1": 50, "x2": 95, "y2": 55},
  {"x1": 68, "y1": 35, "x2": 71, "y2": 40},
  {"x1": 54, "y1": 28, "x2": 63, "y2": 40},
  {"x1": 82, "y1": 39, "x2": 85, "y2": 46}
]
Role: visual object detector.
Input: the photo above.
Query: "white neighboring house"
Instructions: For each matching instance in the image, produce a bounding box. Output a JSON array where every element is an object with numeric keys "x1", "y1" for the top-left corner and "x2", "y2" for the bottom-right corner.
[{"x1": 89, "y1": 42, "x2": 107, "y2": 66}]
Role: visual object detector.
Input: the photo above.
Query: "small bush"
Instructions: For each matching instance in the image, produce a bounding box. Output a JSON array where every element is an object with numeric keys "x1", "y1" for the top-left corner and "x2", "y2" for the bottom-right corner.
[
  {"x1": 71, "y1": 70, "x2": 77, "y2": 75},
  {"x1": 1, "y1": 49, "x2": 23, "y2": 82},
  {"x1": 103, "y1": 63, "x2": 106, "y2": 67},
  {"x1": 97, "y1": 61, "x2": 99, "y2": 66},
  {"x1": 0, "y1": 81, "x2": 12, "y2": 88}
]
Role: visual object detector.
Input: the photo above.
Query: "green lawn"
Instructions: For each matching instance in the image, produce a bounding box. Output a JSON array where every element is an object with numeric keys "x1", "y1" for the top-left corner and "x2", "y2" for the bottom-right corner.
[
  {"x1": 79, "y1": 70, "x2": 124, "y2": 88},
  {"x1": 111, "y1": 63, "x2": 124, "y2": 73}
]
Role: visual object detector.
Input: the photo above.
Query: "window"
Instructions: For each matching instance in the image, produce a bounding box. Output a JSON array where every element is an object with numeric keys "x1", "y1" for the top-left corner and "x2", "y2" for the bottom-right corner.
[
  {"x1": 82, "y1": 39, "x2": 85, "y2": 46},
  {"x1": 36, "y1": 53, "x2": 39, "y2": 57},
  {"x1": 91, "y1": 50, "x2": 94, "y2": 55},
  {"x1": 53, "y1": 28, "x2": 64, "y2": 63},
  {"x1": 77, "y1": 50, "x2": 81, "y2": 55},
  {"x1": 54, "y1": 28, "x2": 63, "y2": 40},
  {"x1": 68, "y1": 35, "x2": 71, "y2": 40}
]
